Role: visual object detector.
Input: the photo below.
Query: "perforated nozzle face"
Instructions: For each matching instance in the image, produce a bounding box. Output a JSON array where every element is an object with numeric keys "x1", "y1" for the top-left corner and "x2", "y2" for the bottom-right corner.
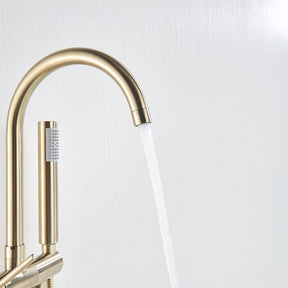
[{"x1": 45, "y1": 128, "x2": 59, "y2": 162}]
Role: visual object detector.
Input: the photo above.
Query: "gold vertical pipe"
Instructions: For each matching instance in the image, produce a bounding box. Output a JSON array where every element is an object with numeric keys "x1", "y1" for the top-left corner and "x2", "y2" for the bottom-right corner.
[
  {"x1": 38, "y1": 121, "x2": 58, "y2": 288},
  {"x1": 38, "y1": 121, "x2": 58, "y2": 246}
]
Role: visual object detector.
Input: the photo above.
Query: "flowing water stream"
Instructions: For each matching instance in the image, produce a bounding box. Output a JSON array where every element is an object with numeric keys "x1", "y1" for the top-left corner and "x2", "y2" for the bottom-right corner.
[{"x1": 138, "y1": 123, "x2": 180, "y2": 288}]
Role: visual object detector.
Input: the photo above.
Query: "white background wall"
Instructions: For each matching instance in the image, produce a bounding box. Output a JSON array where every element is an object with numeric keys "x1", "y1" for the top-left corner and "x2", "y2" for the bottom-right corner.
[{"x1": 0, "y1": 0, "x2": 288, "y2": 287}]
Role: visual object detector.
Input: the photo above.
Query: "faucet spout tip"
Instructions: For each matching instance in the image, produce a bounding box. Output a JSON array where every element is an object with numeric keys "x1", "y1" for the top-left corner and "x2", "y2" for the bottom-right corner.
[{"x1": 132, "y1": 107, "x2": 151, "y2": 126}]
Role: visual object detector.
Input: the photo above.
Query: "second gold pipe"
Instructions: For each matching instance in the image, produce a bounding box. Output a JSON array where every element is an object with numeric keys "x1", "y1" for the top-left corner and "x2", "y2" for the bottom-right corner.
[{"x1": 38, "y1": 121, "x2": 59, "y2": 247}]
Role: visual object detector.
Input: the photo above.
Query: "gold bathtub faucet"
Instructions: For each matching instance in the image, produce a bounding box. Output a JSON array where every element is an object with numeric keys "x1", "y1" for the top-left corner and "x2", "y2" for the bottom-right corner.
[{"x1": 0, "y1": 48, "x2": 151, "y2": 287}]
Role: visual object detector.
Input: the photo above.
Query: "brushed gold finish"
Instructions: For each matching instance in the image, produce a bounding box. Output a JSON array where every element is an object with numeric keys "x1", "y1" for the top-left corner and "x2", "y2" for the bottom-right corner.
[
  {"x1": 40, "y1": 245, "x2": 56, "y2": 288},
  {"x1": 4, "y1": 245, "x2": 25, "y2": 271},
  {"x1": 2, "y1": 47, "x2": 151, "y2": 287},
  {"x1": 38, "y1": 121, "x2": 58, "y2": 245},
  {"x1": 5, "y1": 48, "x2": 151, "y2": 271},
  {"x1": 41, "y1": 245, "x2": 56, "y2": 255},
  {"x1": 38, "y1": 121, "x2": 58, "y2": 288},
  {"x1": 0, "y1": 255, "x2": 34, "y2": 287},
  {"x1": 47, "y1": 278, "x2": 53, "y2": 288},
  {"x1": 5, "y1": 253, "x2": 63, "y2": 288}
]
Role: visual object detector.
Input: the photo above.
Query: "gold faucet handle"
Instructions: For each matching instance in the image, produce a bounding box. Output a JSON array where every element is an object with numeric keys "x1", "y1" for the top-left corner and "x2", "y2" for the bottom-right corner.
[{"x1": 0, "y1": 255, "x2": 34, "y2": 287}]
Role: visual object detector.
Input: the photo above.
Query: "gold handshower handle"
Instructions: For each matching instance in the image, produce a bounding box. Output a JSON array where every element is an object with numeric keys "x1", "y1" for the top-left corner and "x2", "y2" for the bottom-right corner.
[{"x1": 0, "y1": 255, "x2": 34, "y2": 287}]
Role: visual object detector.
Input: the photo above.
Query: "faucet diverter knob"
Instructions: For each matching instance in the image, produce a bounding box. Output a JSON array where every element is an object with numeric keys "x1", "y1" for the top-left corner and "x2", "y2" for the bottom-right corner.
[
  {"x1": 0, "y1": 253, "x2": 63, "y2": 288},
  {"x1": 0, "y1": 255, "x2": 34, "y2": 287}
]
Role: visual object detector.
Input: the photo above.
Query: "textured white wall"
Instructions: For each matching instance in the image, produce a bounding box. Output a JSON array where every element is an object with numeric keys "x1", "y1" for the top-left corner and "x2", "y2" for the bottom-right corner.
[{"x1": 0, "y1": 0, "x2": 288, "y2": 287}]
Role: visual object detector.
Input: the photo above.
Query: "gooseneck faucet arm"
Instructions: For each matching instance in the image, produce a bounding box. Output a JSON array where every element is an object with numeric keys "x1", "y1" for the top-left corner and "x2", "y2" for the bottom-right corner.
[{"x1": 4, "y1": 48, "x2": 151, "y2": 284}]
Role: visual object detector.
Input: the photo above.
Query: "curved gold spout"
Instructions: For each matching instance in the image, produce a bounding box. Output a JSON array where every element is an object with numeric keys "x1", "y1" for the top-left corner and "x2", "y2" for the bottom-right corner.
[{"x1": 5, "y1": 48, "x2": 151, "y2": 269}]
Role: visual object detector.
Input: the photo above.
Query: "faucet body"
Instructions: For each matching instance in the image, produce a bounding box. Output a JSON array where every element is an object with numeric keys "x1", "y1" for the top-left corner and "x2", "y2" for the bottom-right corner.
[{"x1": 1, "y1": 48, "x2": 151, "y2": 287}]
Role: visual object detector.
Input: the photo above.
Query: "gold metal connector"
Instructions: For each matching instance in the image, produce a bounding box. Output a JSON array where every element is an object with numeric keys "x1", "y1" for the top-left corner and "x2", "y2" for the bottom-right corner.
[{"x1": 0, "y1": 255, "x2": 34, "y2": 287}]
